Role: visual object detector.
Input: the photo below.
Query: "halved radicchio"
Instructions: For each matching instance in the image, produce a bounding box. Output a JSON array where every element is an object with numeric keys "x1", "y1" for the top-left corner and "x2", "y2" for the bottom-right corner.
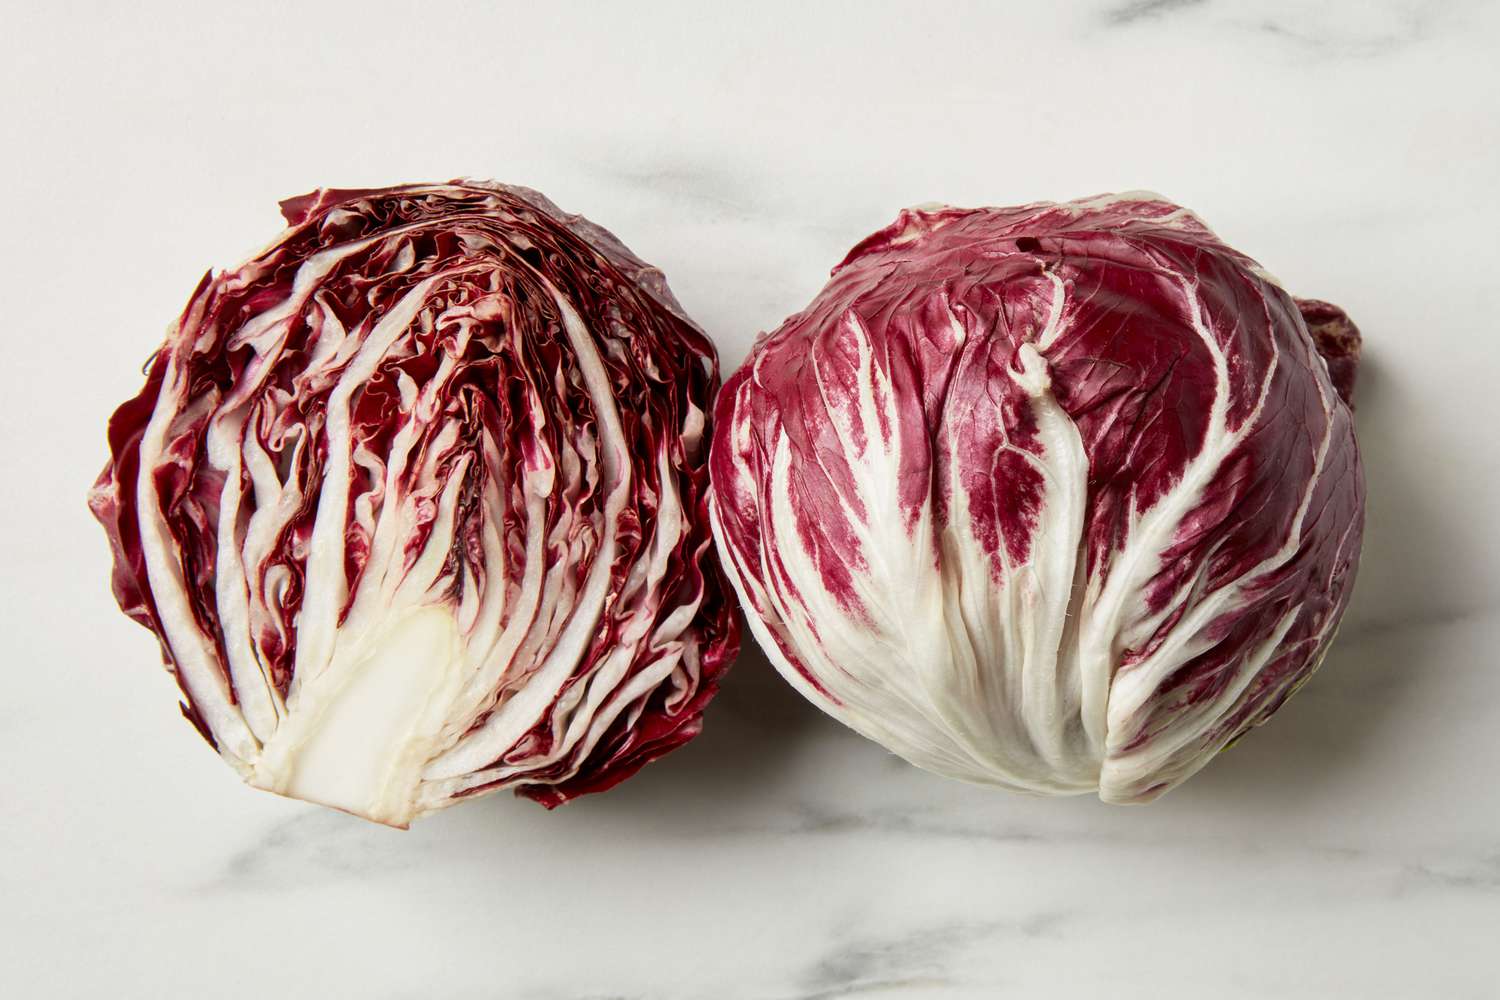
[
  {"x1": 91, "y1": 182, "x2": 739, "y2": 825},
  {"x1": 709, "y1": 193, "x2": 1364, "y2": 802}
]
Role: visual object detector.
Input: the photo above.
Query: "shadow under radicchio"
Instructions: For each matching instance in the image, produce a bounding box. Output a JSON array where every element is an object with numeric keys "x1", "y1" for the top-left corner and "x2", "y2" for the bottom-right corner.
[{"x1": 467, "y1": 640, "x2": 832, "y2": 831}]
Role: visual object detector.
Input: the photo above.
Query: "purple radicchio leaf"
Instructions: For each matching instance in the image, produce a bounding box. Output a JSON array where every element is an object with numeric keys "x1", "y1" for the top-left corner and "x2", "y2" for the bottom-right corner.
[
  {"x1": 90, "y1": 181, "x2": 740, "y2": 826},
  {"x1": 709, "y1": 192, "x2": 1364, "y2": 803}
]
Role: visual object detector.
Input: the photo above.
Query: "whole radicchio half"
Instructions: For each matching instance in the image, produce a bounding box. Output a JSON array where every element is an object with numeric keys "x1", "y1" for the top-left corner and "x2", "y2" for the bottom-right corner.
[
  {"x1": 710, "y1": 193, "x2": 1364, "y2": 803},
  {"x1": 90, "y1": 182, "x2": 739, "y2": 826}
]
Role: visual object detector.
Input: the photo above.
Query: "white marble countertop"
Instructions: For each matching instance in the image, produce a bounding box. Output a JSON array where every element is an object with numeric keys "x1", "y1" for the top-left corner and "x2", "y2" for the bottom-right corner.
[{"x1": 4, "y1": 2, "x2": 1498, "y2": 997}]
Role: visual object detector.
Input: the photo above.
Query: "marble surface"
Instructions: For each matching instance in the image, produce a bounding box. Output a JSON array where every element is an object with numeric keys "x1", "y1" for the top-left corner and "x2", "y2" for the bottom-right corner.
[{"x1": 3, "y1": 2, "x2": 1498, "y2": 996}]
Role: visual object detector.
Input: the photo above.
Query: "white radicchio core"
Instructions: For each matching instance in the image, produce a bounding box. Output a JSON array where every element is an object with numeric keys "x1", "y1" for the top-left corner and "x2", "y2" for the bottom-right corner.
[
  {"x1": 91, "y1": 182, "x2": 739, "y2": 826},
  {"x1": 709, "y1": 193, "x2": 1364, "y2": 802}
]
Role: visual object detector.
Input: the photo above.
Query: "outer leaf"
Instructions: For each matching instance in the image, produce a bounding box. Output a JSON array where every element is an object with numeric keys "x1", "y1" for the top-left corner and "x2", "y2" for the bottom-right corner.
[{"x1": 710, "y1": 193, "x2": 1363, "y2": 802}]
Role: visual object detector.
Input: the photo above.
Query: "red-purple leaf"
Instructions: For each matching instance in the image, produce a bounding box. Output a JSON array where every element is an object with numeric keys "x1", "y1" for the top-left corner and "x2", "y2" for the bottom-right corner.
[
  {"x1": 91, "y1": 181, "x2": 739, "y2": 826},
  {"x1": 709, "y1": 193, "x2": 1363, "y2": 802}
]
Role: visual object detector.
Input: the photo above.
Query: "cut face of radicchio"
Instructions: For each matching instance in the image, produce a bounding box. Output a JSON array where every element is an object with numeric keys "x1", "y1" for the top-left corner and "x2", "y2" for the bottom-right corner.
[
  {"x1": 710, "y1": 193, "x2": 1364, "y2": 803},
  {"x1": 90, "y1": 182, "x2": 738, "y2": 826}
]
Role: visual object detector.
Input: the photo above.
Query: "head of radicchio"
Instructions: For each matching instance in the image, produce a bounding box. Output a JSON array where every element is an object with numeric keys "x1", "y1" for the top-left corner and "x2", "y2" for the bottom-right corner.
[
  {"x1": 90, "y1": 181, "x2": 739, "y2": 826},
  {"x1": 709, "y1": 193, "x2": 1363, "y2": 802}
]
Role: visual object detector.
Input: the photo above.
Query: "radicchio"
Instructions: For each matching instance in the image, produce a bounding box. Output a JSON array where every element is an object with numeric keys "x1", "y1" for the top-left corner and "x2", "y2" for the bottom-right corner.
[
  {"x1": 90, "y1": 182, "x2": 739, "y2": 825},
  {"x1": 709, "y1": 193, "x2": 1364, "y2": 802}
]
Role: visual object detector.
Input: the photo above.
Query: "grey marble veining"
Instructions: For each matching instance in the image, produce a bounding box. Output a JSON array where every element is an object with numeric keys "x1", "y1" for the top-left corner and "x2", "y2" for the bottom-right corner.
[
  {"x1": 1099, "y1": 0, "x2": 1447, "y2": 59},
  {"x1": 3, "y1": 1, "x2": 1498, "y2": 998},
  {"x1": 1103, "y1": 0, "x2": 1209, "y2": 28}
]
